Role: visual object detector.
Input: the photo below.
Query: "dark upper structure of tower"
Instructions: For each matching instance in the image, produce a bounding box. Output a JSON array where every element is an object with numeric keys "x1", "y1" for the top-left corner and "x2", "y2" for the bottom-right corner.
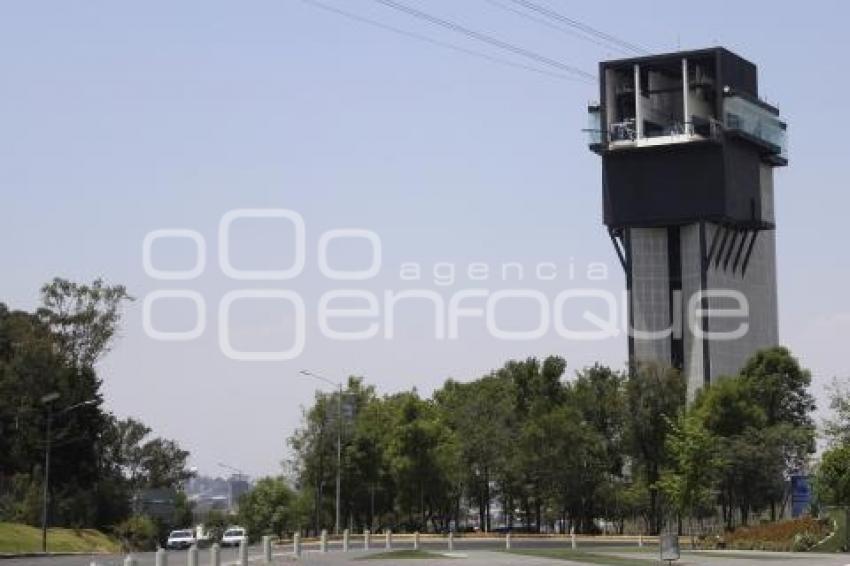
[{"x1": 587, "y1": 47, "x2": 787, "y2": 396}]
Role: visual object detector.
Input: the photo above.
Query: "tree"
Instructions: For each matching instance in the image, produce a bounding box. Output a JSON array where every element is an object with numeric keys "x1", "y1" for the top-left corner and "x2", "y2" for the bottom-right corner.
[
  {"x1": 114, "y1": 515, "x2": 158, "y2": 551},
  {"x1": 100, "y1": 416, "x2": 192, "y2": 491},
  {"x1": 659, "y1": 413, "x2": 722, "y2": 533},
  {"x1": 520, "y1": 403, "x2": 608, "y2": 533},
  {"x1": 205, "y1": 510, "x2": 229, "y2": 541},
  {"x1": 344, "y1": 392, "x2": 394, "y2": 532},
  {"x1": 283, "y1": 349, "x2": 818, "y2": 536},
  {"x1": 825, "y1": 380, "x2": 850, "y2": 446},
  {"x1": 565, "y1": 365, "x2": 629, "y2": 532},
  {"x1": 0, "y1": 279, "x2": 189, "y2": 531},
  {"x1": 37, "y1": 278, "x2": 132, "y2": 370},
  {"x1": 691, "y1": 353, "x2": 816, "y2": 528},
  {"x1": 435, "y1": 376, "x2": 513, "y2": 533},
  {"x1": 494, "y1": 356, "x2": 568, "y2": 532},
  {"x1": 0, "y1": 302, "x2": 106, "y2": 527},
  {"x1": 693, "y1": 375, "x2": 766, "y2": 437},
  {"x1": 692, "y1": 375, "x2": 769, "y2": 529},
  {"x1": 624, "y1": 363, "x2": 686, "y2": 534},
  {"x1": 815, "y1": 444, "x2": 850, "y2": 507},
  {"x1": 712, "y1": 348, "x2": 817, "y2": 523},
  {"x1": 385, "y1": 392, "x2": 455, "y2": 531},
  {"x1": 818, "y1": 382, "x2": 850, "y2": 508},
  {"x1": 568, "y1": 364, "x2": 626, "y2": 476},
  {"x1": 289, "y1": 377, "x2": 378, "y2": 534},
  {"x1": 739, "y1": 347, "x2": 816, "y2": 430},
  {"x1": 238, "y1": 477, "x2": 296, "y2": 539}
]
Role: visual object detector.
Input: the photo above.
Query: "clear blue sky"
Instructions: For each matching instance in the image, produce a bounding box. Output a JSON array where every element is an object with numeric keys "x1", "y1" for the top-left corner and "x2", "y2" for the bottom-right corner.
[{"x1": 2, "y1": 1, "x2": 848, "y2": 476}]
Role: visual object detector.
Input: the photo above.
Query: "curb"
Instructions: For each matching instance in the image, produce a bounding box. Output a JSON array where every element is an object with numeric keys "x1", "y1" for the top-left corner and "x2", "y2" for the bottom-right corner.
[{"x1": 1, "y1": 552, "x2": 113, "y2": 559}]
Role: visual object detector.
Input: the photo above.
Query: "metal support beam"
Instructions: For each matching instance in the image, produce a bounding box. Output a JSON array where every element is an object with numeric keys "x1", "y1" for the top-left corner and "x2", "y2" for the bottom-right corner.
[
  {"x1": 741, "y1": 230, "x2": 760, "y2": 276},
  {"x1": 714, "y1": 225, "x2": 731, "y2": 268},
  {"x1": 608, "y1": 227, "x2": 628, "y2": 271},
  {"x1": 732, "y1": 229, "x2": 751, "y2": 273},
  {"x1": 634, "y1": 64, "x2": 643, "y2": 139},
  {"x1": 723, "y1": 229, "x2": 741, "y2": 271},
  {"x1": 706, "y1": 223, "x2": 723, "y2": 264},
  {"x1": 682, "y1": 58, "x2": 689, "y2": 133}
]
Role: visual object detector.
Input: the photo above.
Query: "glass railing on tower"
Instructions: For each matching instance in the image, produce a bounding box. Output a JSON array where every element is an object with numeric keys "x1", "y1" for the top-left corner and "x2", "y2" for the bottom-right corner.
[
  {"x1": 723, "y1": 95, "x2": 788, "y2": 161},
  {"x1": 586, "y1": 105, "x2": 603, "y2": 147}
]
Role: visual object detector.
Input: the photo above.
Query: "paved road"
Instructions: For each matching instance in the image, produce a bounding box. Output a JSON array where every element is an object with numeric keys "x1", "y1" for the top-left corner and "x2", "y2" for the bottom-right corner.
[
  {"x1": 299, "y1": 549, "x2": 850, "y2": 566},
  {"x1": 0, "y1": 538, "x2": 620, "y2": 566},
  {"x1": 0, "y1": 545, "x2": 257, "y2": 566},
  {"x1": 2, "y1": 539, "x2": 849, "y2": 566}
]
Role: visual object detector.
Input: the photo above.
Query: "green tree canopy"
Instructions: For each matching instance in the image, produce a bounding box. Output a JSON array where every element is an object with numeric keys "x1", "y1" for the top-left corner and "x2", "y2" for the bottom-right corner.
[
  {"x1": 238, "y1": 477, "x2": 296, "y2": 538},
  {"x1": 815, "y1": 443, "x2": 850, "y2": 507}
]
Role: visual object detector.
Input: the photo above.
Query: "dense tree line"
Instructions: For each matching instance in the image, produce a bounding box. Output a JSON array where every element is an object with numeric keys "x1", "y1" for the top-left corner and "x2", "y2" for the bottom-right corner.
[
  {"x1": 287, "y1": 348, "x2": 817, "y2": 536},
  {"x1": 0, "y1": 279, "x2": 192, "y2": 533}
]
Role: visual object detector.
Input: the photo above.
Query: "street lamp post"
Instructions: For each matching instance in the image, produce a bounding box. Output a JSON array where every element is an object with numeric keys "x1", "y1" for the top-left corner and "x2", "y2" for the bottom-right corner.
[
  {"x1": 39, "y1": 394, "x2": 96, "y2": 553},
  {"x1": 39, "y1": 392, "x2": 58, "y2": 554},
  {"x1": 299, "y1": 370, "x2": 342, "y2": 536}
]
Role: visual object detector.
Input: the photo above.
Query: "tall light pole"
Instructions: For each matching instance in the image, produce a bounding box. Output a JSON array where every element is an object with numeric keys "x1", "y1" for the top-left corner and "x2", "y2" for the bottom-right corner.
[
  {"x1": 39, "y1": 394, "x2": 97, "y2": 553},
  {"x1": 299, "y1": 370, "x2": 342, "y2": 536}
]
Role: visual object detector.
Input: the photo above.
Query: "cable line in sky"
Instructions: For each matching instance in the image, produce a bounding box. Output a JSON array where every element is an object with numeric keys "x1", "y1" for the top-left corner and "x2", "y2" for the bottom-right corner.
[
  {"x1": 504, "y1": 0, "x2": 650, "y2": 55},
  {"x1": 370, "y1": 0, "x2": 597, "y2": 82},
  {"x1": 301, "y1": 0, "x2": 583, "y2": 82}
]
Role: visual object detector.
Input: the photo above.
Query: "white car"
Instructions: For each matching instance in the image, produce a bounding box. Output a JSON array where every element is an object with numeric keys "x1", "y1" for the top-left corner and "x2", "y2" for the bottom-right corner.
[
  {"x1": 221, "y1": 527, "x2": 247, "y2": 547},
  {"x1": 166, "y1": 529, "x2": 196, "y2": 550}
]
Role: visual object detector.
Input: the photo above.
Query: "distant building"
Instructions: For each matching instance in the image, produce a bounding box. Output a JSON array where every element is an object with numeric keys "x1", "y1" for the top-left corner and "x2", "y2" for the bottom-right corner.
[
  {"x1": 227, "y1": 474, "x2": 251, "y2": 510},
  {"x1": 133, "y1": 488, "x2": 177, "y2": 521},
  {"x1": 185, "y1": 474, "x2": 252, "y2": 518}
]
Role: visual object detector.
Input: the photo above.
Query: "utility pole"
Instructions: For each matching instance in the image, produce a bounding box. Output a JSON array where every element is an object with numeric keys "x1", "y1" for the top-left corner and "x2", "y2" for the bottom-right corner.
[
  {"x1": 335, "y1": 381, "x2": 342, "y2": 537},
  {"x1": 40, "y1": 393, "x2": 57, "y2": 553},
  {"x1": 39, "y1": 394, "x2": 96, "y2": 553}
]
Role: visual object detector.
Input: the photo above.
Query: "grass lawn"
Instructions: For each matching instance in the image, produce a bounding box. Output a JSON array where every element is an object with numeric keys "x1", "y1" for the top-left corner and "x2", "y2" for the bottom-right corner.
[
  {"x1": 357, "y1": 549, "x2": 452, "y2": 560},
  {"x1": 505, "y1": 548, "x2": 656, "y2": 566},
  {"x1": 0, "y1": 522, "x2": 120, "y2": 554},
  {"x1": 685, "y1": 551, "x2": 794, "y2": 560}
]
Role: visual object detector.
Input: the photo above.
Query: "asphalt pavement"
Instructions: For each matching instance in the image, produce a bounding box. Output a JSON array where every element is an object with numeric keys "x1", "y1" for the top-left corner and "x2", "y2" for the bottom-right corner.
[{"x1": 2, "y1": 538, "x2": 849, "y2": 566}]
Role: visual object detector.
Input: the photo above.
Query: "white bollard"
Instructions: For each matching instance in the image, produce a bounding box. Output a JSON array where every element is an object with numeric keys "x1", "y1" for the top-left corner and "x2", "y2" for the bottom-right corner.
[
  {"x1": 506, "y1": 532, "x2": 512, "y2": 550},
  {"x1": 238, "y1": 540, "x2": 248, "y2": 566},
  {"x1": 571, "y1": 531, "x2": 577, "y2": 549},
  {"x1": 187, "y1": 545, "x2": 198, "y2": 566},
  {"x1": 385, "y1": 529, "x2": 392, "y2": 550},
  {"x1": 293, "y1": 533, "x2": 301, "y2": 557},
  {"x1": 343, "y1": 529, "x2": 350, "y2": 552},
  {"x1": 262, "y1": 535, "x2": 272, "y2": 563},
  {"x1": 638, "y1": 534, "x2": 643, "y2": 547},
  {"x1": 155, "y1": 548, "x2": 167, "y2": 566},
  {"x1": 364, "y1": 529, "x2": 370, "y2": 550},
  {"x1": 320, "y1": 529, "x2": 328, "y2": 553},
  {"x1": 413, "y1": 531, "x2": 420, "y2": 550},
  {"x1": 124, "y1": 555, "x2": 137, "y2": 566},
  {"x1": 210, "y1": 543, "x2": 220, "y2": 566},
  {"x1": 448, "y1": 531, "x2": 454, "y2": 552}
]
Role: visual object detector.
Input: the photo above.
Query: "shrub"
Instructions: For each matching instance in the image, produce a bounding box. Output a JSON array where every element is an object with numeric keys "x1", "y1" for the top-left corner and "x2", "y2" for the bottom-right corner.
[
  {"x1": 721, "y1": 517, "x2": 831, "y2": 552},
  {"x1": 791, "y1": 531, "x2": 818, "y2": 552},
  {"x1": 114, "y1": 515, "x2": 158, "y2": 551}
]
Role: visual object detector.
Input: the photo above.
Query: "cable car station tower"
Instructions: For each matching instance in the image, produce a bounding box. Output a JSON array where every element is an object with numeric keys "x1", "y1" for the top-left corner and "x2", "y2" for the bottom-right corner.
[{"x1": 587, "y1": 47, "x2": 788, "y2": 396}]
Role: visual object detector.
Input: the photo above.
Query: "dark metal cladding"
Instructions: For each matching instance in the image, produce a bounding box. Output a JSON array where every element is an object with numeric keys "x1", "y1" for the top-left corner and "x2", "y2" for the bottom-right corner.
[{"x1": 592, "y1": 47, "x2": 784, "y2": 230}]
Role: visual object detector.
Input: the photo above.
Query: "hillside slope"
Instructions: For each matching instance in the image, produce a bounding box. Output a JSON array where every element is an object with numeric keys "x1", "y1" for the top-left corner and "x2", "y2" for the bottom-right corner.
[{"x1": 0, "y1": 522, "x2": 119, "y2": 554}]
